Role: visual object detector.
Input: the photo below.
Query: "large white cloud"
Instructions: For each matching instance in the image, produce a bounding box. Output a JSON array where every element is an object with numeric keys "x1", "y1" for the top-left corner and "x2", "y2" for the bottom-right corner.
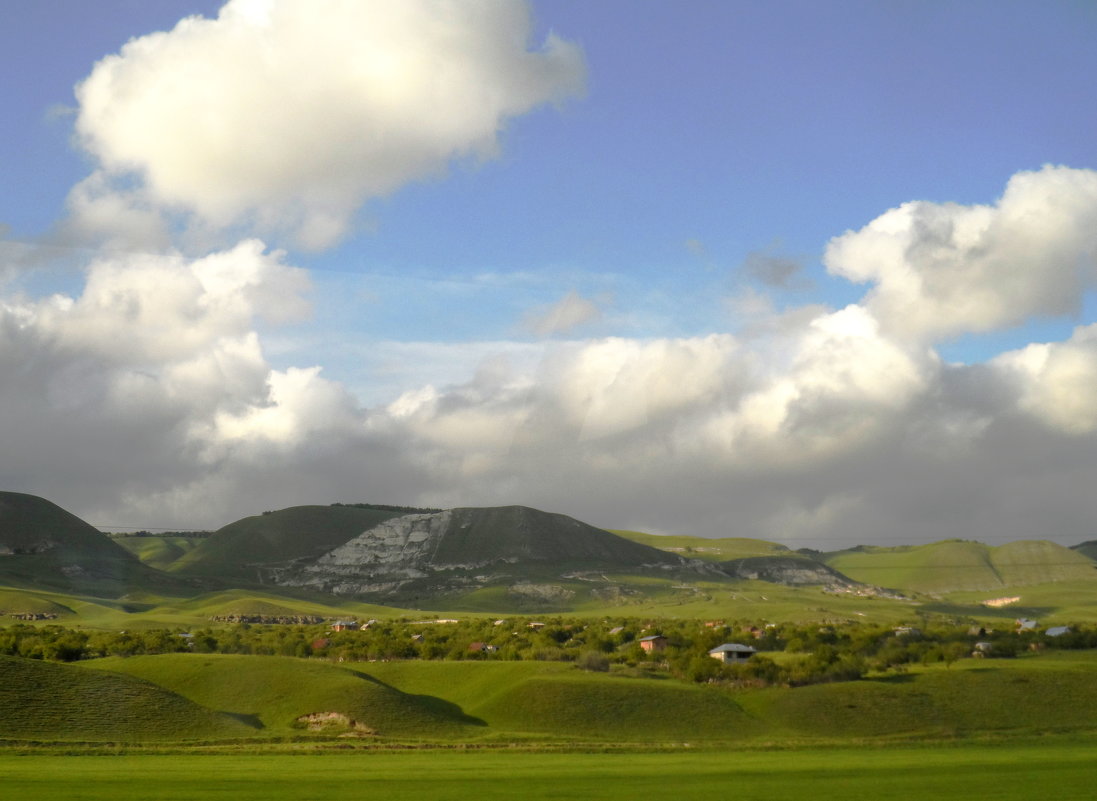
[
  {"x1": 825, "y1": 165, "x2": 1097, "y2": 342},
  {"x1": 72, "y1": 0, "x2": 585, "y2": 249}
]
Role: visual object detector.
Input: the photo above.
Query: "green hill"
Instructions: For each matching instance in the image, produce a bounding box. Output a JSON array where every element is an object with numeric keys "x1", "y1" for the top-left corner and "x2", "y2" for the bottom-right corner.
[
  {"x1": 1071, "y1": 540, "x2": 1097, "y2": 561},
  {"x1": 276, "y1": 506, "x2": 686, "y2": 604},
  {"x1": 0, "y1": 492, "x2": 181, "y2": 598},
  {"x1": 81, "y1": 654, "x2": 482, "y2": 738},
  {"x1": 742, "y1": 652, "x2": 1097, "y2": 739},
  {"x1": 611, "y1": 530, "x2": 792, "y2": 562},
  {"x1": 113, "y1": 536, "x2": 204, "y2": 571},
  {"x1": 67, "y1": 651, "x2": 1097, "y2": 744},
  {"x1": 823, "y1": 539, "x2": 1097, "y2": 595},
  {"x1": 172, "y1": 505, "x2": 409, "y2": 582},
  {"x1": 0, "y1": 654, "x2": 256, "y2": 741},
  {"x1": 432, "y1": 507, "x2": 681, "y2": 568}
]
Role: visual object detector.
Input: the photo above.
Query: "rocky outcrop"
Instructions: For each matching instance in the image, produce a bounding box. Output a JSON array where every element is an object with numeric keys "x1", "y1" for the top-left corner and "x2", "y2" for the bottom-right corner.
[
  {"x1": 720, "y1": 556, "x2": 857, "y2": 587},
  {"x1": 278, "y1": 506, "x2": 686, "y2": 597},
  {"x1": 282, "y1": 511, "x2": 458, "y2": 594}
]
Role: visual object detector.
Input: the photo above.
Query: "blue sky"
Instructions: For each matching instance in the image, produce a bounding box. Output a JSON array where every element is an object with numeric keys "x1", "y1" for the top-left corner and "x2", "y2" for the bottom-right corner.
[{"x1": 3, "y1": 1, "x2": 1097, "y2": 545}]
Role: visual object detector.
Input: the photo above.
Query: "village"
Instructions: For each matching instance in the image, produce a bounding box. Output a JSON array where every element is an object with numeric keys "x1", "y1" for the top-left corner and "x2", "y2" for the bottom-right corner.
[{"x1": 3, "y1": 614, "x2": 1090, "y2": 688}]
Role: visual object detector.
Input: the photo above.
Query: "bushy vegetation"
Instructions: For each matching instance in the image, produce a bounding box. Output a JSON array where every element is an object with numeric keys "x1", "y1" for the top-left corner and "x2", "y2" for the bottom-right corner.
[
  {"x1": 5, "y1": 616, "x2": 1097, "y2": 689},
  {"x1": 329, "y1": 502, "x2": 444, "y2": 514}
]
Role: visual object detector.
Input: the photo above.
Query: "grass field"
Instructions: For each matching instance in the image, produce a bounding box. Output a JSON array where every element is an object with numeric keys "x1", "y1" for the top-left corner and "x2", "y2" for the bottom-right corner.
[
  {"x1": 2, "y1": 741, "x2": 1096, "y2": 800},
  {"x1": 55, "y1": 650, "x2": 1097, "y2": 745}
]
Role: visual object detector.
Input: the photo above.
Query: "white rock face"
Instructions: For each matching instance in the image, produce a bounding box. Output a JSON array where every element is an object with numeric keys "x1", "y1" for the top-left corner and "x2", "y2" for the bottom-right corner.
[
  {"x1": 317, "y1": 510, "x2": 451, "y2": 572},
  {"x1": 283, "y1": 511, "x2": 454, "y2": 593}
]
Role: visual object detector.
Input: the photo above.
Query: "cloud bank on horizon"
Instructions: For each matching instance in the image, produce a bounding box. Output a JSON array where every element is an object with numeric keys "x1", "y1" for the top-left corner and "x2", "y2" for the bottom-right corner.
[{"x1": 3, "y1": 0, "x2": 1097, "y2": 548}]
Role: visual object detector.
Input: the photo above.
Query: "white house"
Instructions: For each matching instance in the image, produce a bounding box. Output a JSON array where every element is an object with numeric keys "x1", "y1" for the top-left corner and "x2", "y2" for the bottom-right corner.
[{"x1": 708, "y1": 643, "x2": 756, "y2": 663}]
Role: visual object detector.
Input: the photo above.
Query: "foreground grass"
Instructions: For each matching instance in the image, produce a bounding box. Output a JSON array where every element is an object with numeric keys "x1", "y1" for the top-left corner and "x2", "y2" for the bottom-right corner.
[{"x1": 2, "y1": 741, "x2": 1096, "y2": 800}]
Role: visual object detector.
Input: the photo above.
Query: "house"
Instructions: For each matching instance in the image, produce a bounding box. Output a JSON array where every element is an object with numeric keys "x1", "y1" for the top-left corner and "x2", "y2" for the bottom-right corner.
[
  {"x1": 527, "y1": 621, "x2": 546, "y2": 629},
  {"x1": 608, "y1": 626, "x2": 625, "y2": 635},
  {"x1": 1016, "y1": 618, "x2": 1038, "y2": 631},
  {"x1": 330, "y1": 620, "x2": 358, "y2": 631},
  {"x1": 973, "y1": 641, "x2": 994, "y2": 656},
  {"x1": 1046, "y1": 626, "x2": 1071, "y2": 637},
  {"x1": 708, "y1": 643, "x2": 756, "y2": 663},
  {"x1": 638, "y1": 634, "x2": 667, "y2": 653},
  {"x1": 467, "y1": 642, "x2": 497, "y2": 653}
]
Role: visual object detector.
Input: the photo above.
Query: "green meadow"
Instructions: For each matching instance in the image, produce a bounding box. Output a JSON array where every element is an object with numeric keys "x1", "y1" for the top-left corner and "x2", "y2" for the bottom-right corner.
[
  {"x1": 2, "y1": 742, "x2": 1096, "y2": 801},
  {"x1": 0, "y1": 649, "x2": 1082, "y2": 744}
]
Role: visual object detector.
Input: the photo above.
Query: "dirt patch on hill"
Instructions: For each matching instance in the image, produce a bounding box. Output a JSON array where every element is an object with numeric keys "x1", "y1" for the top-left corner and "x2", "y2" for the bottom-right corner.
[{"x1": 296, "y1": 712, "x2": 377, "y2": 736}]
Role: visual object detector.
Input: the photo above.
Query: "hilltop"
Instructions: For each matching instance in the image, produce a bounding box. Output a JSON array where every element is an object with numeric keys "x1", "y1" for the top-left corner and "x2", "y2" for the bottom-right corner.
[
  {"x1": 817, "y1": 539, "x2": 1097, "y2": 595},
  {"x1": 0, "y1": 491, "x2": 184, "y2": 598},
  {"x1": 4, "y1": 490, "x2": 1097, "y2": 621},
  {"x1": 171, "y1": 504, "x2": 419, "y2": 583},
  {"x1": 277, "y1": 505, "x2": 689, "y2": 602}
]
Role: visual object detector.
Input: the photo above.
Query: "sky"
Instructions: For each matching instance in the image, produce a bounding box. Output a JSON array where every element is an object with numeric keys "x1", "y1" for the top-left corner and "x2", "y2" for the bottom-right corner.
[{"x1": 3, "y1": 0, "x2": 1097, "y2": 548}]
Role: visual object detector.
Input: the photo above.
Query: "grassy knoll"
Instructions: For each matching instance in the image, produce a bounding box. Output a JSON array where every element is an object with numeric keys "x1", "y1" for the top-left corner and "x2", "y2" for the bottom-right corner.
[
  {"x1": 741, "y1": 652, "x2": 1097, "y2": 740},
  {"x1": 2, "y1": 742, "x2": 1097, "y2": 800},
  {"x1": 4, "y1": 650, "x2": 1097, "y2": 747},
  {"x1": 824, "y1": 539, "x2": 1096, "y2": 595},
  {"x1": 80, "y1": 654, "x2": 482, "y2": 739},
  {"x1": 357, "y1": 660, "x2": 761, "y2": 741},
  {"x1": 0, "y1": 588, "x2": 74, "y2": 617},
  {"x1": 112, "y1": 536, "x2": 203, "y2": 571},
  {"x1": 0, "y1": 654, "x2": 255, "y2": 741}
]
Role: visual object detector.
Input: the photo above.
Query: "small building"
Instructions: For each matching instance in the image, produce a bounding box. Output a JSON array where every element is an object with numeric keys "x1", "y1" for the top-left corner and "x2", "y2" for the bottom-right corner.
[
  {"x1": 608, "y1": 626, "x2": 625, "y2": 635},
  {"x1": 973, "y1": 641, "x2": 994, "y2": 657},
  {"x1": 1046, "y1": 625, "x2": 1071, "y2": 637},
  {"x1": 708, "y1": 643, "x2": 756, "y2": 663},
  {"x1": 467, "y1": 642, "x2": 497, "y2": 653},
  {"x1": 1016, "y1": 618, "x2": 1038, "y2": 631},
  {"x1": 638, "y1": 634, "x2": 668, "y2": 653},
  {"x1": 330, "y1": 620, "x2": 359, "y2": 631}
]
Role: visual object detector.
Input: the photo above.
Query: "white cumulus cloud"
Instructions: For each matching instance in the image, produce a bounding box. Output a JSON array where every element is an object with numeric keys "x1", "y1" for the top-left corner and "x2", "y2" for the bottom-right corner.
[
  {"x1": 71, "y1": 0, "x2": 586, "y2": 249},
  {"x1": 825, "y1": 165, "x2": 1097, "y2": 342}
]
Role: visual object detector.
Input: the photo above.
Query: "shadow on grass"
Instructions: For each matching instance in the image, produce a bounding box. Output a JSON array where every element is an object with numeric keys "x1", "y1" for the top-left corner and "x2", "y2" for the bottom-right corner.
[
  {"x1": 349, "y1": 671, "x2": 487, "y2": 727},
  {"x1": 222, "y1": 711, "x2": 264, "y2": 730}
]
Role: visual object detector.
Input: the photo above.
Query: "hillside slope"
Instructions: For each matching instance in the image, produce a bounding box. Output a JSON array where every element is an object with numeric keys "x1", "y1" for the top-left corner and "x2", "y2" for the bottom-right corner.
[
  {"x1": 81, "y1": 654, "x2": 482, "y2": 738},
  {"x1": 823, "y1": 539, "x2": 1097, "y2": 595},
  {"x1": 0, "y1": 654, "x2": 256, "y2": 741},
  {"x1": 279, "y1": 505, "x2": 685, "y2": 598},
  {"x1": 0, "y1": 492, "x2": 179, "y2": 597},
  {"x1": 172, "y1": 505, "x2": 411, "y2": 583}
]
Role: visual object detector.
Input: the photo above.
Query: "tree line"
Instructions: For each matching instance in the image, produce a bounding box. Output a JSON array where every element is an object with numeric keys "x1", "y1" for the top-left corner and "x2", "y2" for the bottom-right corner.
[{"x1": 3, "y1": 617, "x2": 1093, "y2": 688}]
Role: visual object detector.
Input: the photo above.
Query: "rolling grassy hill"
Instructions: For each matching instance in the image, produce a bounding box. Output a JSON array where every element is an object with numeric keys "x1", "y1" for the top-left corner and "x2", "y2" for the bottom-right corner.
[
  {"x1": 112, "y1": 536, "x2": 204, "y2": 571},
  {"x1": 12, "y1": 649, "x2": 1093, "y2": 744},
  {"x1": 81, "y1": 654, "x2": 482, "y2": 738},
  {"x1": 171, "y1": 505, "x2": 409, "y2": 582},
  {"x1": 821, "y1": 539, "x2": 1097, "y2": 595},
  {"x1": 0, "y1": 492, "x2": 185, "y2": 598},
  {"x1": 0, "y1": 654, "x2": 256, "y2": 741}
]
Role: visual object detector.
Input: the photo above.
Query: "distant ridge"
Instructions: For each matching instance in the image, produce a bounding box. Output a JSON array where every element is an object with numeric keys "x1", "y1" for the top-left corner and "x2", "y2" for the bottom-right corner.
[
  {"x1": 171, "y1": 504, "x2": 411, "y2": 582},
  {"x1": 0, "y1": 491, "x2": 176, "y2": 597},
  {"x1": 821, "y1": 539, "x2": 1097, "y2": 594},
  {"x1": 280, "y1": 505, "x2": 685, "y2": 598}
]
